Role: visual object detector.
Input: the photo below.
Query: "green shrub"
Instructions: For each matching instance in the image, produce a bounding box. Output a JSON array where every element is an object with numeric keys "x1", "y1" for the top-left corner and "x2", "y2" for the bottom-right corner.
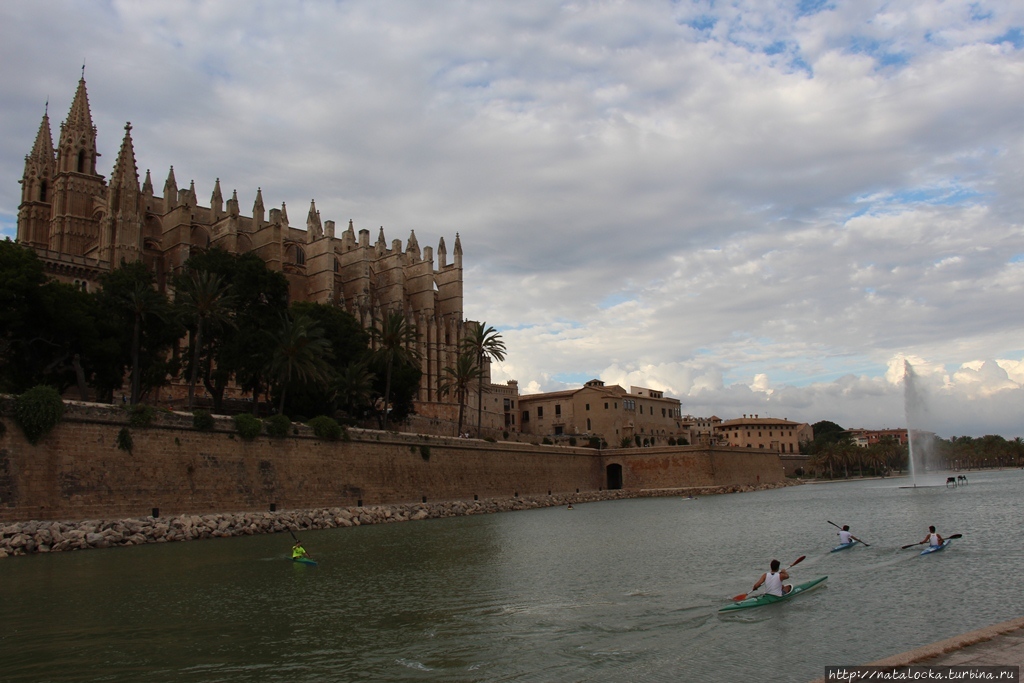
[
  {"x1": 14, "y1": 385, "x2": 65, "y2": 445},
  {"x1": 503, "y1": 431, "x2": 509, "y2": 440},
  {"x1": 621, "y1": 436, "x2": 633, "y2": 448},
  {"x1": 568, "y1": 437, "x2": 577, "y2": 446},
  {"x1": 116, "y1": 427, "x2": 134, "y2": 453},
  {"x1": 308, "y1": 415, "x2": 342, "y2": 441},
  {"x1": 128, "y1": 404, "x2": 156, "y2": 428},
  {"x1": 588, "y1": 436, "x2": 601, "y2": 449},
  {"x1": 192, "y1": 409, "x2": 214, "y2": 431},
  {"x1": 265, "y1": 414, "x2": 291, "y2": 438},
  {"x1": 234, "y1": 413, "x2": 263, "y2": 441},
  {"x1": 542, "y1": 437, "x2": 553, "y2": 445},
  {"x1": 420, "y1": 444, "x2": 431, "y2": 461},
  {"x1": 668, "y1": 437, "x2": 677, "y2": 446}
]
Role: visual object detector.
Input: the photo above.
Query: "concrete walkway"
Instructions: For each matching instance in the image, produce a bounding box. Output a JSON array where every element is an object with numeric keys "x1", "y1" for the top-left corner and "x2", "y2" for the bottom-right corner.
[{"x1": 809, "y1": 616, "x2": 1024, "y2": 682}]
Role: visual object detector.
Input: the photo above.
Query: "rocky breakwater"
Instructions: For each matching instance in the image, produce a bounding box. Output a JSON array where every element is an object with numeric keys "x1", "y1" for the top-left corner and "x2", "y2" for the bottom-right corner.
[{"x1": 0, "y1": 481, "x2": 795, "y2": 558}]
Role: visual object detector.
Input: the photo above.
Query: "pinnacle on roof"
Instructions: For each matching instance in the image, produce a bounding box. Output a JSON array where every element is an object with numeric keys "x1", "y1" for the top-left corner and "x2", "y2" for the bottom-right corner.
[
  {"x1": 454, "y1": 232, "x2": 462, "y2": 254},
  {"x1": 63, "y1": 76, "x2": 95, "y2": 136},
  {"x1": 253, "y1": 187, "x2": 264, "y2": 212},
  {"x1": 27, "y1": 108, "x2": 55, "y2": 164},
  {"x1": 110, "y1": 122, "x2": 139, "y2": 189},
  {"x1": 142, "y1": 169, "x2": 153, "y2": 195},
  {"x1": 164, "y1": 166, "x2": 177, "y2": 193}
]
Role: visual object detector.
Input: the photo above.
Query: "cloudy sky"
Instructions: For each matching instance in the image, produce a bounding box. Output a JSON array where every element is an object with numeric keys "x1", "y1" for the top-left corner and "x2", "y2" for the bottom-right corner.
[{"x1": 2, "y1": 1, "x2": 1022, "y2": 438}]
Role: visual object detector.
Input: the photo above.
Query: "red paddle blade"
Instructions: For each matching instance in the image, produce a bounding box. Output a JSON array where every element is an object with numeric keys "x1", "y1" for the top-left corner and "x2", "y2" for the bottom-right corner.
[
  {"x1": 788, "y1": 555, "x2": 806, "y2": 568},
  {"x1": 732, "y1": 593, "x2": 749, "y2": 601}
]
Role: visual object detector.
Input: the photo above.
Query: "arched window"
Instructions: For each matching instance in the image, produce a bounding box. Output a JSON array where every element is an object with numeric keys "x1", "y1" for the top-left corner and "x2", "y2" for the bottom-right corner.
[
  {"x1": 77, "y1": 150, "x2": 86, "y2": 173},
  {"x1": 39, "y1": 180, "x2": 48, "y2": 202}
]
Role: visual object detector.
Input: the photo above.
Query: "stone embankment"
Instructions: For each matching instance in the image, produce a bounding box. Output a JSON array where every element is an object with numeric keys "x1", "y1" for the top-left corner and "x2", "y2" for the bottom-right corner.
[{"x1": 0, "y1": 481, "x2": 794, "y2": 558}]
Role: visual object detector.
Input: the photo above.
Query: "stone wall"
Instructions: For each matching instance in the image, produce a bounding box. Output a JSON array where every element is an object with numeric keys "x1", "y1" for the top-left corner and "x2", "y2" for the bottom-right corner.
[{"x1": 0, "y1": 401, "x2": 785, "y2": 524}]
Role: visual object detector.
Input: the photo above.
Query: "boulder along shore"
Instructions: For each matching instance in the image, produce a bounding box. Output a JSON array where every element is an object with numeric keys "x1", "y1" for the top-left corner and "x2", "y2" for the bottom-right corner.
[{"x1": 0, "y1": 481, "x2": 796, "y2": 558}]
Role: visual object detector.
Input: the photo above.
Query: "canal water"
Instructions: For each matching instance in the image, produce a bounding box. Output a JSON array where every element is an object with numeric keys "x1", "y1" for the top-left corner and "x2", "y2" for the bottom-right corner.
[{"x1": 2, "y1": 469, "x2": 1021, "y2": 682}]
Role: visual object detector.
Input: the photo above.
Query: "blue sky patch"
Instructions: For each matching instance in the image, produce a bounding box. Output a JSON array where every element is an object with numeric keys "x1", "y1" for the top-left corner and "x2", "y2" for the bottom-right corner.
[
  {"x1": 1010, "y1": 254, "x2": 1024, "y2": 264},
  {"x1": 684, "y1": 15, "x2": 717, "y2": 32},
  {"x1": 796, "y1": 0, "x2": 833, "y2": 18},
  {"x1": 598, "y1": 293, "x2": 634, "y2": 309},
  {"x1": 551, "y1": 371, "x2": 596, "y2": 386},
  {"x1": 992, "y1": 28, "x2": 1023, "y2": 49}
]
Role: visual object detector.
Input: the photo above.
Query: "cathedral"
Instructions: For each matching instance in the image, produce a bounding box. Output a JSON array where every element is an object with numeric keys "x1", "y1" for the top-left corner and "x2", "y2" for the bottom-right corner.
[{"x1": 16, "y1": 75, "x2": 515, "y2": 431}]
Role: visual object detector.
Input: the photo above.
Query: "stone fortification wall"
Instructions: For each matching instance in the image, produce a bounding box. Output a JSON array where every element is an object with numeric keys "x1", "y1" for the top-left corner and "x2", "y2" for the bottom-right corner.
[
  {"x1": 0, "y1": 401, "x2": 785, "y2": 526},
  {"x1": 605, "y1": 446, "x2": 786, "y2": 489}
]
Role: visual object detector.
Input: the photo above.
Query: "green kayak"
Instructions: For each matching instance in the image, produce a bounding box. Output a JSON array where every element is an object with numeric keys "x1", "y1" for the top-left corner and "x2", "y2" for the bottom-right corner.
[{"x1": 719, "y1": 576, "x2": 827, "y2": 612}]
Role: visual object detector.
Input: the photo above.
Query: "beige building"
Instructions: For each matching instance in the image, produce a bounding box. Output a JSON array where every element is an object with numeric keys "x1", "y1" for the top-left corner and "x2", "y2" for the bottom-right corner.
[
  {"x1": 518, "y1": 380, "x2": 684, "y2": 446},
  {"x1": 714, "y1": 414, "x2": 812, "y2": 454},
  {"x1": 16, "y1": 74, "x2": 502, "y2": 427},
  {"x1": 680, "y1": 414, "x2": 723, "y2": 446}
]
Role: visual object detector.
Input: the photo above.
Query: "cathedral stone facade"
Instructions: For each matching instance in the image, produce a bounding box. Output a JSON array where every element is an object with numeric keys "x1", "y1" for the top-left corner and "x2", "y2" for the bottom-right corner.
[{"x1": 17, "y1": 75, "x2": 510, "y2": 428}]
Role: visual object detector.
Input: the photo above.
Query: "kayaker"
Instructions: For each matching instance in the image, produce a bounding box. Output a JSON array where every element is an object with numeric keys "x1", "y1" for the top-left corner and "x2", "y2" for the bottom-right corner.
[
  {"x1": 920, "y1": 526, "x2": 943, "y2": 548},
  {"x1": 292, "y1": 541, "x2": 311, "y2": 560},
  {"x1": 752, "y1": 559, "x2": 792, "y2": 597},
  {"x1": 837, "y1": 525, "x2": 861, "y2": 545}
]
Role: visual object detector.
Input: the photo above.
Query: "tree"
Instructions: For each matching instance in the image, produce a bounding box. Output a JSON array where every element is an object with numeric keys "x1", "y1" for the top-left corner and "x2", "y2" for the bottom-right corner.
[
  {"x1": 97, "y1": 262, "x2": 179, "y2": 405},
  {"x1": 461, "y1": 321, "x2": 506, "y2": 438},
  {"x1": 286, "y1": 301, "x2": 370, "y2": 418},
  {"x1": 174, "y1": 270, "x2": 234, "y2": 409},
  {"x1": 438, "y1": 350, "x2": 483, "y2": 437},
  {"x1": 0, "y1": 241, "x2": 106, "y2": 396},
  {"x1": 332, "y1": 361, "x2": 377, "y2": 420},
  {"x1": 180, "y1": 249, "x2": 289, "y2": 413},
  {"x1": 267, "y1": 312, "x2": 333, "y2": 416},
  {"x1": 368, "y1": 310, "x2": 421, "y2": 430}
]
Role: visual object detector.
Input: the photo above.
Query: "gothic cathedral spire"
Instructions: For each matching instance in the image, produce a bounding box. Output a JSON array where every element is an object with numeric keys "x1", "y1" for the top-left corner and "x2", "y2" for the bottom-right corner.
[
  {"x1": 99, "y1": 122, "x2": 143, "y2": 264},
  {"x1": 49, "y1": 74, "x2": 106, "y2": 255},
  {"x1": 16, "y1": 106, "x2": 56, "y2": 248}
]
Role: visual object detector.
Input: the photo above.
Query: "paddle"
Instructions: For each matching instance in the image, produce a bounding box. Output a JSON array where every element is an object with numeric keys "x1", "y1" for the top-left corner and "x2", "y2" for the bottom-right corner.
[
  {"x1": 827, "y1": 520, "x2": 871, "y2": 547},
  {"x1": 901, "y1": 533, "x2": 962, "y2": 550},
  {"x1": 732, "y1": 555, "x2": 806, "y2": 601}
]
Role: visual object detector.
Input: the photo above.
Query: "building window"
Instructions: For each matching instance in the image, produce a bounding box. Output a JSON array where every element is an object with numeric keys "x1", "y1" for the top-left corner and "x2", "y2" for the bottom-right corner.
[
  {"x1": 604, "y1": 402, "x2": 608, "y2": 409},
  {"x1": 554, "y1": 405, "x2": 561, "y2": 416},
  {"x1": 585, "y1": 404, "x2": 590, "y2": 411},
  {"x1": 522, "y1": 410, "x2": 529, "y2": 423},
  {"x1": 554, "y1": 426, "x2": 563, "y2": 435},
  {"x1": 537, "y1": 407, "x2": 544, "y2": 418},
  {"x1": 662, "y1": 408, "x2": 666, "y2": 417},
  {"x1": 587, "y1": 418, "x2": 591, "y2": 430}
]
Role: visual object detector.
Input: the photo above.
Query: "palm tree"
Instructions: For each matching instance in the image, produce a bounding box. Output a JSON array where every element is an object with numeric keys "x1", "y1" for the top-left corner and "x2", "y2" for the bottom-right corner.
[
  {"x1": 368, "y1": 310, "x2": 420, "y2": 430},
  {"x1": 438, "y1": 350, "x2": 483, "y2": 437},
  {"x1": 176, "y1": 270, "x2": 234, "y2": 409},
  {"x1": 120, "y1": 281, "x2": 168, "y2": 405},
  {"x1": 267, "y1": 312, "x2": 333, "y2": 415},
  {"x1": 460, "y1": 321, "x2": 506, "y2": 438},
  {"x1": 332, "y1": 361, "x2": 376, "y2": 419}
]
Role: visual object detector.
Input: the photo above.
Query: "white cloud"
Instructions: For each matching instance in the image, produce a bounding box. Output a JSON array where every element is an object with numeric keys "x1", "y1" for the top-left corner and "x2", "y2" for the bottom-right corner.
[{"x1": 2, "y1": 0, "x2": 1023, "y2": 437}]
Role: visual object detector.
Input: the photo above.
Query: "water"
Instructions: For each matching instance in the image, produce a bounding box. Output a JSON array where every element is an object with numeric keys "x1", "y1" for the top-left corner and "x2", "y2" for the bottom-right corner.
[{"x1": 2, "y1": 470, "x2": 1022, "y2": 682}]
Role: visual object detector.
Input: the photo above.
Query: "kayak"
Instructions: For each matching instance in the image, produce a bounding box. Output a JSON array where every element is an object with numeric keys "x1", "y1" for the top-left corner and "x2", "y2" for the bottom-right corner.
[
  {"x1": 292, "y1": 557, "x2": 318, "y2": 566},
  {"x1": 831, "y1": 540, "x2": 859, "y2": 552},
  {"x1": 920, "y1": 539, "x2": 951, "y2": 555},
  {"x1": 719, "y1": 576, "x2": 828, "y2": 612}
]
